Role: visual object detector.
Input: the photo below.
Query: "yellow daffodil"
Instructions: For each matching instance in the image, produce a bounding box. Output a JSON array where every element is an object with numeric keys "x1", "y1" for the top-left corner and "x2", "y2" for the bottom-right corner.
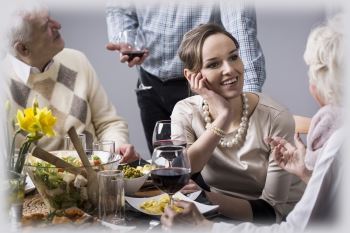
[
  {"x1": 36, "y1": 107, "x2": 56, "y2": 137},
  {"x1": 16, "y1": 108, "x2": 40, "y2": 136},
  {"x1": 11, "y1": 99, "x2": 57, "y2": 174}
]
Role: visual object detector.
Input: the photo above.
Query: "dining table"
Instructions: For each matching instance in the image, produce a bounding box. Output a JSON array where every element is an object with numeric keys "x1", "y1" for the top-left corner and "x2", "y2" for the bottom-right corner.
[{"x1": 21, "y1": 180, "x2": 237, "y2": 232}]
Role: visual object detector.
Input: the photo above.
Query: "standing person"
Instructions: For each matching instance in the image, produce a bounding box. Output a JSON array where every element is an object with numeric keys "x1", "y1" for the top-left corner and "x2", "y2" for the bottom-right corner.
[
  {"x1": 2, "y1": 0, "x2": 139, "y2": 163},
  {"x1": 105, "y1": 0, "x2": 266, "y2": 153},
  {"x1": 161, "y1": 13, "x2": 345, "y2": 232},
  {"x1": 169, "y1": 23, "x2": 304, "y2": 223}
]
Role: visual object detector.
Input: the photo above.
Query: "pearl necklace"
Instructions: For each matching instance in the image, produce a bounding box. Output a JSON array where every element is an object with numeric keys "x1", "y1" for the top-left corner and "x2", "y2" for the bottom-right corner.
[{"x1": 202, "y1": 93, "x2": 249, "y2": 148}]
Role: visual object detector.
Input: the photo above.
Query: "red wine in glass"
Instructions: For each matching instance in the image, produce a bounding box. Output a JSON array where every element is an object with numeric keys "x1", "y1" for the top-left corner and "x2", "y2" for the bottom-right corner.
[
  {"x1": 153, "y1": 139, "x2": 187, "y2": 149},
  {"x1": 122, "y1": 51, "x2": 145, "y2": 62},
  {"x1": 151, "y1": 167, "x2": 190, "y2": 195}
]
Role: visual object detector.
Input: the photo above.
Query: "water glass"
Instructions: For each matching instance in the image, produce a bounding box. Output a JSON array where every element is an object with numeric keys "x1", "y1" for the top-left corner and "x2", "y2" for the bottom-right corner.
[
  {"x1": 98, "y1": 170, "x2": 125, "y2": 225},
  {"x1": 6, "y1": 171, "x2": 26, "y2": 230},
  {"x1": 64, "y1": 134, "x2": 86, "y2": 150},
  {"x1": 93, "y1": 140, "x2": 115, "y2": 153}
]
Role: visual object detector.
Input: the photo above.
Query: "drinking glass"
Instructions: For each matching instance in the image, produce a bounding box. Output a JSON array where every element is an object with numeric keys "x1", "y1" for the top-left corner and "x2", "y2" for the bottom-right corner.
[
  {"x1": 93, "y1": 140, "x2": 115, "y2": 153},
  {"x1": 64, "y1": 134, "x2": 86, "y2": 150},
  {"x1": 6, "y1": 171, "x2": 25, "y2": 230},
  {"x1": 98, "y1": 170, "x2": 125, "y2": 225},
  {"x1": 152, "y1": 120, "x2": 187, "y2": 150},
  {"x1": 118, "y1": 29, "x2": 146, "y2": 62},
  {"x1": 150, "y1": 145, "x2": 191, "y2": 207}
]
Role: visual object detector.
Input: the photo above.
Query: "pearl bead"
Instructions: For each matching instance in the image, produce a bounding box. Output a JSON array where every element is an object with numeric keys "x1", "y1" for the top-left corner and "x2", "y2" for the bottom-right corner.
[
  {"x1": 202, "y1": 93, "x2": 249, "y2": 148},
  {"x1": 240, "y1": 122, "x2": 247, "y2": 128},
  {"x1": 205, "y1": 116, "x2": 211, "y2": 123},
  {"x1": 226, "y1": 141, "x2": 233, "y2": 147}
]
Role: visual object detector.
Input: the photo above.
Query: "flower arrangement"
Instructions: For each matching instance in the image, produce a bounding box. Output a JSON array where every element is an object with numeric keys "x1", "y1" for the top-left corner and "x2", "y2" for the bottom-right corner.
[{"x1": 9, "y1": 99, "x2": 56, "y2": 174}]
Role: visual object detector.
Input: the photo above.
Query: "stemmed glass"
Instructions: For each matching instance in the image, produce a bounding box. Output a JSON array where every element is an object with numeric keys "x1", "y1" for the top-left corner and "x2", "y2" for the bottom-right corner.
[
  {"x1": 152, "y1": 120, "x2": 187, "y2": 150},
  {"x1": 150, "y1": 145, "x2": 191, "y2": 208},
  {"x1": 118, "y1": 29, "x2": 146, "y2": 62}
]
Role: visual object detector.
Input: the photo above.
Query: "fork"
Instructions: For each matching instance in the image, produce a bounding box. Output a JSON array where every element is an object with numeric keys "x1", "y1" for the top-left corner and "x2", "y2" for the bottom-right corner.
[{"x1": 146, "y1": 219, "x2": 160, "y2": 232}]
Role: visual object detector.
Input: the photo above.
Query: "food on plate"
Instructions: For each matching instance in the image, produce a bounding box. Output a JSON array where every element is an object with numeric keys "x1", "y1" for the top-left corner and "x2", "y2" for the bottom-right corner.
[{"x1": 140, "y1": 194, "x2": 183, "y2": 215}]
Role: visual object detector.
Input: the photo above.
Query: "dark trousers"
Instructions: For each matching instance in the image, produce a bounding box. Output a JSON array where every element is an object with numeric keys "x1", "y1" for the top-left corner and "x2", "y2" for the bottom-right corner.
[{"x1": 135, "y1": 68, "x2": 189, "y2": 154}]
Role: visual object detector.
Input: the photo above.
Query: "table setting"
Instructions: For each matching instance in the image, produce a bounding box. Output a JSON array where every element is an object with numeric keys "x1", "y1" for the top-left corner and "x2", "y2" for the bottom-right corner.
[{"x1": 7, "y1": 115, "x2": 222, "y2": 232}]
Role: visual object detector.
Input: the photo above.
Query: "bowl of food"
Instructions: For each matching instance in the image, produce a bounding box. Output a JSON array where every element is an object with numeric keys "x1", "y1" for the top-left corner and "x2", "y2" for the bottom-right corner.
[
  {"x1": 24, "y1": 150, "x2": 121, "y2": 213},
  {"x1": 122, "y1": 165, "x2": 149, "y2": 195}
]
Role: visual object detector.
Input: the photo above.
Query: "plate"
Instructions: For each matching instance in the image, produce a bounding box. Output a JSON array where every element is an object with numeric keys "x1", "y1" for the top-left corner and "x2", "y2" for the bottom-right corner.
[
  {"x1": 25, "y1": 176, "x2": 35, "y2": 194},
  {"x1": 186, "y1": 190, "x2": 202, "y2": 201},
  {"x1": 125, "y1": 192, "x2": 218, "y2": 216}
]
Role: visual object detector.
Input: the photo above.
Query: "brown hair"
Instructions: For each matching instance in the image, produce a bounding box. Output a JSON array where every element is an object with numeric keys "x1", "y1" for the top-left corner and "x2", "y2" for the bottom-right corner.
[{"x1": 178, "y1": 23, "x2": 239, "y2": 73}]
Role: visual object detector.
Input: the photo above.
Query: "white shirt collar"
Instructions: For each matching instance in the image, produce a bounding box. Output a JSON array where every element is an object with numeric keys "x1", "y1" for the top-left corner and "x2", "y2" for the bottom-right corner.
[{"x1": 9, "y1": 54, "x2": 54, "y2": 83}]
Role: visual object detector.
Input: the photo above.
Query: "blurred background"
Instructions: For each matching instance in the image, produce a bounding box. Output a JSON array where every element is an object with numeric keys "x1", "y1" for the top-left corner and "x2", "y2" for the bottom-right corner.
[{"x1": 45, "y1": 1, "x2": 340, "y2": 158}]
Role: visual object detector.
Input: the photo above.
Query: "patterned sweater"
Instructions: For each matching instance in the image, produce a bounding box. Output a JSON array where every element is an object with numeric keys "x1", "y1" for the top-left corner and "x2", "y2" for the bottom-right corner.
[{"x1": 4, "y1": 48, "x2": 129, "y2": 151}]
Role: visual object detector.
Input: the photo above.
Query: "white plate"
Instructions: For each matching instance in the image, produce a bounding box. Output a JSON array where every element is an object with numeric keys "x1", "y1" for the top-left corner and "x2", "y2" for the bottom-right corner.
[
  {"x1": 125, "y1": 192, "x2": 218, "y2": 216},
  {"x1": 186, "y1": 190, "x2": 202, "y2": 201},
  {"x1": 25, "y1": 176, "x2": 35, "y2": 194}
]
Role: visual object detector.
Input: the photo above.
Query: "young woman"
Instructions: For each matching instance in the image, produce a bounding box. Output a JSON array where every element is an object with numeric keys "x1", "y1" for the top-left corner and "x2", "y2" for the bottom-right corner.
[
  {"x1": 163, "y1": 14, "x2": 344, "y2": 232},
  {"x1": 170, "y1": 23, "x2": 305, "y2": 223}
]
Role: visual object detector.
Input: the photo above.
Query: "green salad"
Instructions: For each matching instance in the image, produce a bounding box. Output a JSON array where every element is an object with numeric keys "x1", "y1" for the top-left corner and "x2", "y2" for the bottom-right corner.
[{"x1": 27, "y1": 155, "x2": 101, "y2": 211}]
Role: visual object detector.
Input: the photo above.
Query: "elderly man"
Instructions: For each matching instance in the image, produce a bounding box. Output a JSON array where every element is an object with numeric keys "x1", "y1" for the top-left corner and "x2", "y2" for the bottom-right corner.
[{"x1": 2, "y1": 1, "x2": 138, "y2": 163}]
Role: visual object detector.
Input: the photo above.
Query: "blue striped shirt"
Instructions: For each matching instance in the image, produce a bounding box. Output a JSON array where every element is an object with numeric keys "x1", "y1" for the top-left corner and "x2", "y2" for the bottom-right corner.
[{"x1": 106, "y1": 0, "x2": 265, "y2": 92}]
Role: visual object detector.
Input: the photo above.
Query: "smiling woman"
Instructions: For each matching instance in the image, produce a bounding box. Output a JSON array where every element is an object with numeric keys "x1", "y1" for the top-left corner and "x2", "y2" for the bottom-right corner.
[{"x1": 171, "y1": 23, "x2": 305, "y2": 223}]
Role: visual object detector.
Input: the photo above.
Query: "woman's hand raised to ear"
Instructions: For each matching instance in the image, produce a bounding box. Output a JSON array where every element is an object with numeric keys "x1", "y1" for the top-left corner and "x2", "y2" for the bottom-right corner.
[{"x1": 187, "y1": 72, "x2": 232, "y2": 122}]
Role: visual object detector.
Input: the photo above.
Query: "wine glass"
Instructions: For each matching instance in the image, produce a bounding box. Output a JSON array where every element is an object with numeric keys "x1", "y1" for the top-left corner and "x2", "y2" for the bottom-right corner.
[
  {"x1": 152, "y1": 120, "x2": 187, "y2": 150},
  {"x1": 150, "y1": 145, "x2": 191, "y2": 208},
  {"x1": 117, "y1": 29, "x2": 146, "y2": 62}
]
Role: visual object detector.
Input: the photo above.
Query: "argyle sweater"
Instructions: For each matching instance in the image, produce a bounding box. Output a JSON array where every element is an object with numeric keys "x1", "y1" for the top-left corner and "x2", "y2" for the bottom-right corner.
[{"x1": 4, "y1": 48, "x2": 129, "y2": 151}]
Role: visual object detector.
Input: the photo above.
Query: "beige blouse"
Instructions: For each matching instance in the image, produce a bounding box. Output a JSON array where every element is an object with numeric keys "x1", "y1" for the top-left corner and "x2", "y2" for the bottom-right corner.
[{"x1": 171, "y1": 93, "x2": 306, "y2": 222}]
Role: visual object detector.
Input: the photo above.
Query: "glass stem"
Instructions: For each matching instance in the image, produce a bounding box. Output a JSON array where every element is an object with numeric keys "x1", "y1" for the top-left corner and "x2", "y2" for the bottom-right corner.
[{"x1": 169, "y1": 194, "x2": 173, "y2": 209}]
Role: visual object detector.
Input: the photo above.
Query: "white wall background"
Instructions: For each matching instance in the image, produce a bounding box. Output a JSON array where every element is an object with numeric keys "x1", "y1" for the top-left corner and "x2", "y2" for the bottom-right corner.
[{"x1": 48, "y1": 3, "x2": 326, "y2": 159}]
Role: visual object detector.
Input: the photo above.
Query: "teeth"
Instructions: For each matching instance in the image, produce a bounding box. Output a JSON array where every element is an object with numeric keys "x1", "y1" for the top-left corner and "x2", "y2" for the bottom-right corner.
[{"x1": 222, "y1": 77, "x2": 237, "y2": 85}]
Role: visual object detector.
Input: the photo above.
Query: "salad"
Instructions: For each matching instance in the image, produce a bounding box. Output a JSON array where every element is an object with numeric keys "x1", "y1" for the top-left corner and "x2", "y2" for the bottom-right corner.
[{"x1": 26, "y1": 155, "x2": 102, "y2": 212}]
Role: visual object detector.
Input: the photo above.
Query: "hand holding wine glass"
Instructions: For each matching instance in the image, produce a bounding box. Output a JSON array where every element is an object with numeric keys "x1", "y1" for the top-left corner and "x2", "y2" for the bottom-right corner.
[
  {"x1": 151, "y1": 145, "x2": 191, "y2": 208},
  {"x1": 117, "y1": 29, "x2": 148, "y2": 66}
]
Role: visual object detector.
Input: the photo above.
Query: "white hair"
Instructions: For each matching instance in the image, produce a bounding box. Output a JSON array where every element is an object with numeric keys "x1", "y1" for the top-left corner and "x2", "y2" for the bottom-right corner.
[
  {"x1": 1, "y1": 0, "x2": 47, "y2": 56},
  {"x1": 303, "y1": 13, "x2": 344, "y2": 106}
]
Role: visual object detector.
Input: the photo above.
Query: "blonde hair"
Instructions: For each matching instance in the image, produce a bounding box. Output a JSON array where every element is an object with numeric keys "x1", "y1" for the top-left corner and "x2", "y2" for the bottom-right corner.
[{"x1": 303, "y1": 14, "x2": 344, "y2": 105}]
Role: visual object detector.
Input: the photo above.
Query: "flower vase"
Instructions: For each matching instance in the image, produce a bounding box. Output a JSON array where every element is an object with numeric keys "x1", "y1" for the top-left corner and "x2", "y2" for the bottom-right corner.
[{"x1": 7, "y1": 170, "x2": 26, "y2": 231}]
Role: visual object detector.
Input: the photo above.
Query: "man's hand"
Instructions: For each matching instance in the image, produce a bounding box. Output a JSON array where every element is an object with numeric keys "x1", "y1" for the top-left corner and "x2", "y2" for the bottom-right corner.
[
  {"x1": 117, "y1": 144, "x2": 140, "y2": 164},
  {"x1": 161, "y1": 200, "x2": 213, "y2": 231},
  {"x1": 106, "y1": 42, "x2": 149, "y2": 67}
]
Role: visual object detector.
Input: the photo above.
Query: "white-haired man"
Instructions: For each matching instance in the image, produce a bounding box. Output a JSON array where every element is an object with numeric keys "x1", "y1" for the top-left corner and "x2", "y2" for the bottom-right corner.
[{"x1": 2, "y1": 1, "x2": 138, "y2": 163}]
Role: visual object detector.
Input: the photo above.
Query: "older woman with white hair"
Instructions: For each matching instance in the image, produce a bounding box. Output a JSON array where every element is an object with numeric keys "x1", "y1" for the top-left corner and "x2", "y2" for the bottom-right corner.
[
  {"x1": 266, "y1": 13, "x2": 344, "y2": 184},
  {"x1": 161, "y1": 13, "x2": 344, "y2": 233}
]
